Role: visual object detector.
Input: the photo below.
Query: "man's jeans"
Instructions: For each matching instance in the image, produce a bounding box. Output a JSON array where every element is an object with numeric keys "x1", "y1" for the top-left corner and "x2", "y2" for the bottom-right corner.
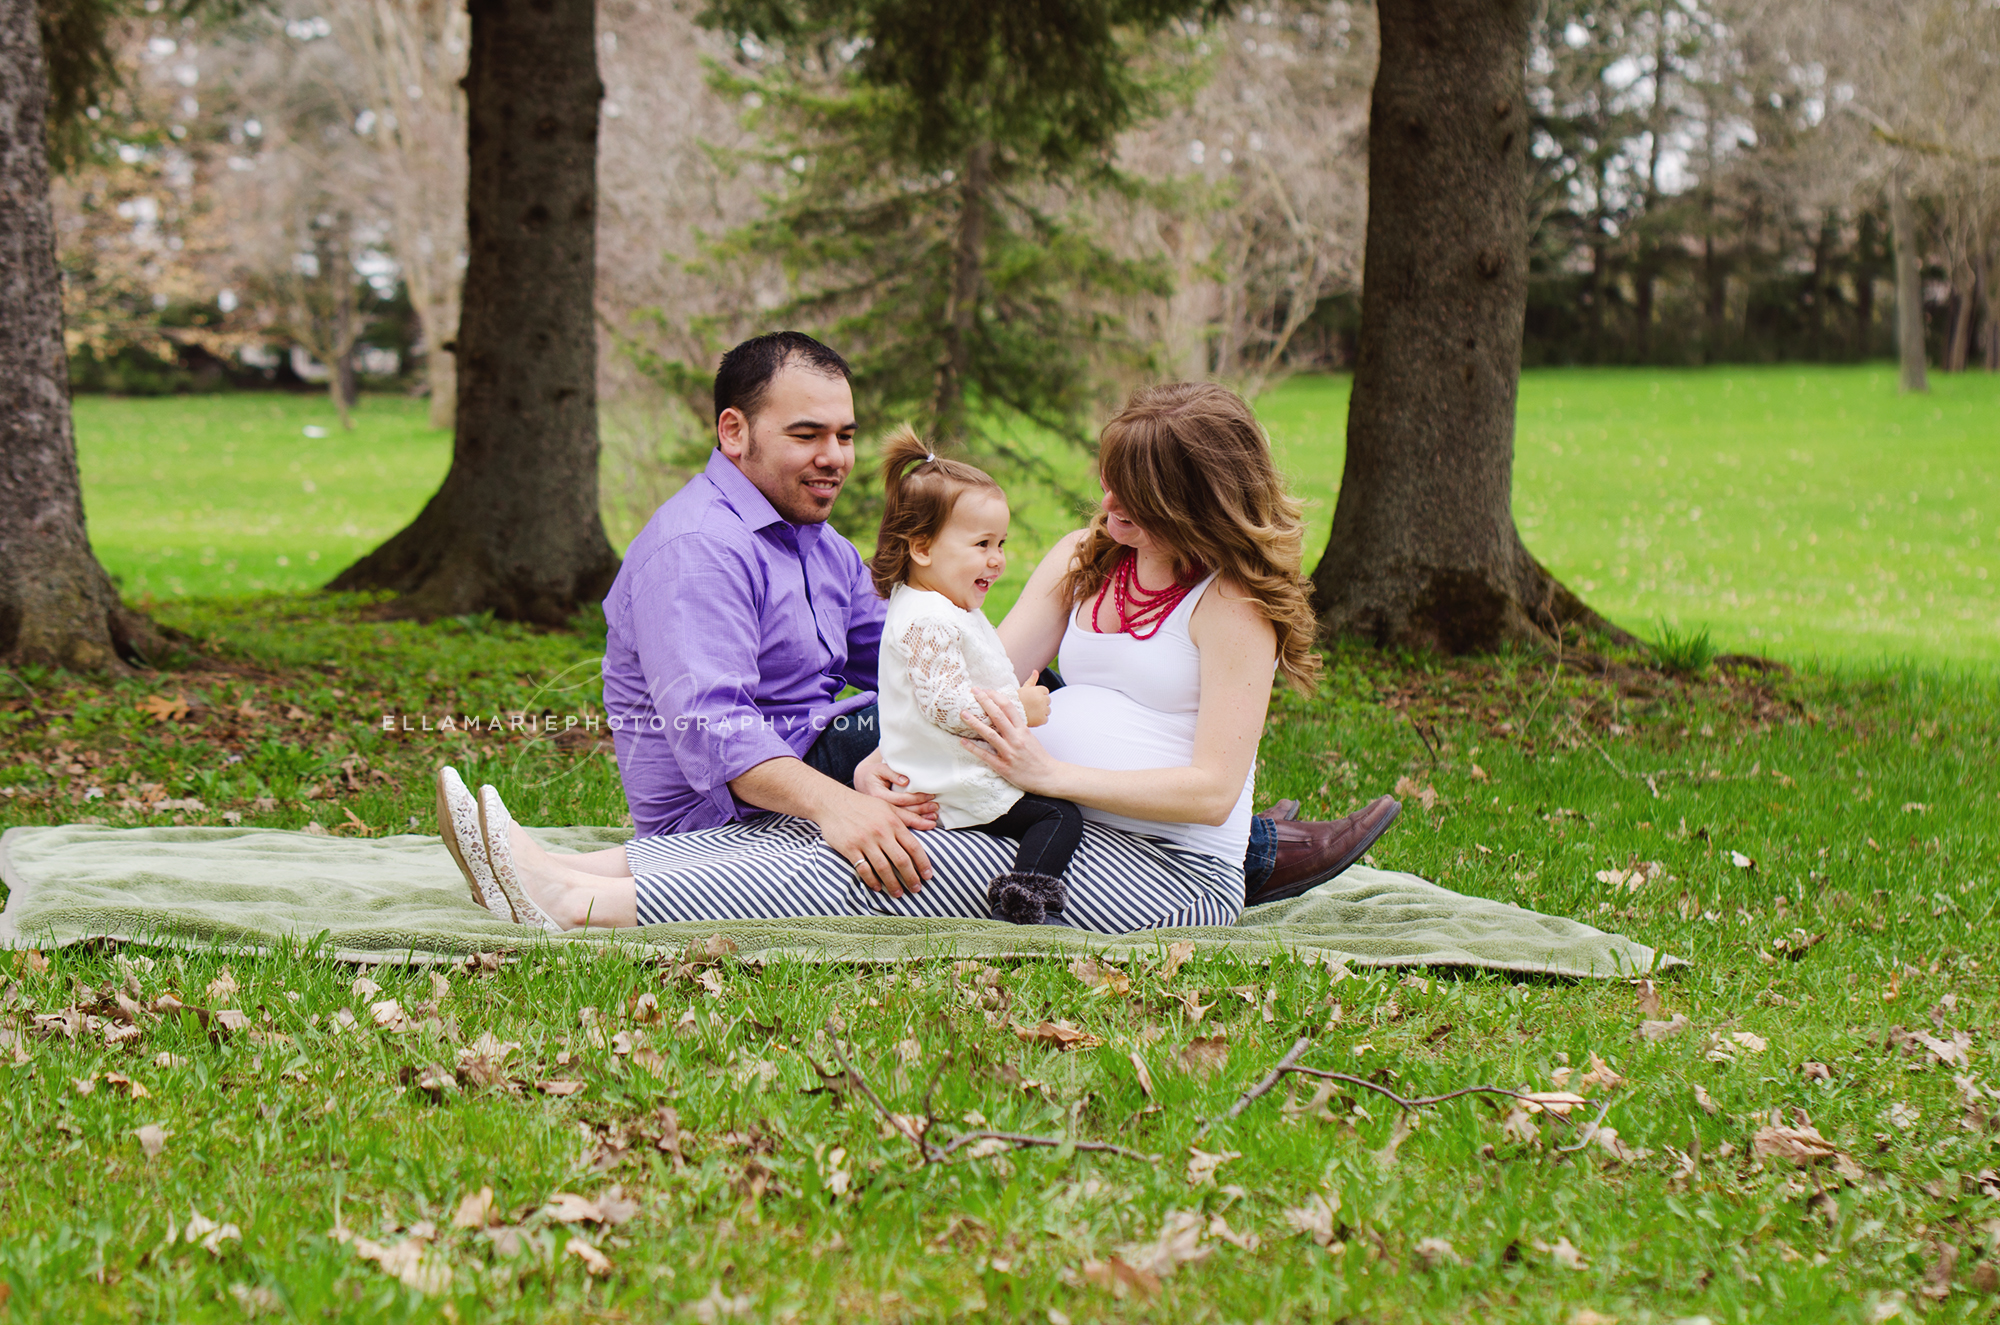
[{"x1": 802, "y1": 697, "x2": 1279, "y2": 891}]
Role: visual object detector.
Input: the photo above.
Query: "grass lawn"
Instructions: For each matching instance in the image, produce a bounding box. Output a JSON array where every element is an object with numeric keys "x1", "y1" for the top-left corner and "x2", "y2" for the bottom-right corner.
[
  {"x1": 2, "y1": 592, "x2": 1998, "y2": 1321},
  {"x1": 11, "y1": 367, "x2": 1997, "y2": 1319},
  {"x1": 74, "y1": 364, "x2": 2000, "y2": 667}
]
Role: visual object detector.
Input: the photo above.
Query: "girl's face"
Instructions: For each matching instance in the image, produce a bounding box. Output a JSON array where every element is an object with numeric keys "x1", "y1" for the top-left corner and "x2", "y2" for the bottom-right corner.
[
  {"x1": 909, "y1": 489, "x2": 1010, "y2": 611},
  {"x1": 1100, "y1": 483, "x2": 1161, "y2": 554}
]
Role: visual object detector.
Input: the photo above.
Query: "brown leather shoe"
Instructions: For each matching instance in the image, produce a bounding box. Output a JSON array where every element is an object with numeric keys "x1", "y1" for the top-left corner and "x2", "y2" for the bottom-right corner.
[
  {"x1": 1245, "y1": 795, "x2": 1401, "y2": 907},
  {"x1": 1263, "y1": 798, "x2": 1302, "y2": 822}
]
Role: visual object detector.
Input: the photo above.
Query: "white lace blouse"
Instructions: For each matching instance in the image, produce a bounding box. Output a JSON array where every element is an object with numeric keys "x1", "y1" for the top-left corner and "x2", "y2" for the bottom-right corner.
[{"x1": 878, "y1": 584, "x2": 1026, "y2": 829}]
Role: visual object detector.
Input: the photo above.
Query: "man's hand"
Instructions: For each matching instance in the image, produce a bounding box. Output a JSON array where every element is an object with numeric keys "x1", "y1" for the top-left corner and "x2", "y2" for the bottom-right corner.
[
  {"x1": 730, "y1": 755, "x2": 932, "y2": 895},
  {"x1": 1017, "y1": 670, "x2": 1052, "y2": 727},
  {"x1": 818, "y1": 791, "x2": 932, "y2": 897},
  {"x1": 854, "y1": 748, "x2": 939, "y2": 830}
]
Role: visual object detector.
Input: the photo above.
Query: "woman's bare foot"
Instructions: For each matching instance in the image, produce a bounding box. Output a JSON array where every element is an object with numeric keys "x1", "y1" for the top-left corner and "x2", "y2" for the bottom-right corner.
[{"x1": 507, "y1": 823, "x2": 638, "y2": 929}]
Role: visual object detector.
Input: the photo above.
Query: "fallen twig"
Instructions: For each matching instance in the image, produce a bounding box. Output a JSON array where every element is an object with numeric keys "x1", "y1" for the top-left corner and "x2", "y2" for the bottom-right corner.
[
  {"x1": 1279, "y1": 1064, "x2": 1588, "y2": 1118},
  {"x1": 932, "y1": 1130, "x2": 1159, "y2": 1163},
  {"x1": 821, "y1": 1017, "x2": 1154, "y2": 1167},
  {"x1": 824, "y1": 1022, "x2": 932, "y2": 1158},
  {"x1": 1554, "y1": 1100, "x2": 1615, "y2": 1154},
  {"x1": 1195, "y1": 1034, "x2": 1312, "y2": 1138}
]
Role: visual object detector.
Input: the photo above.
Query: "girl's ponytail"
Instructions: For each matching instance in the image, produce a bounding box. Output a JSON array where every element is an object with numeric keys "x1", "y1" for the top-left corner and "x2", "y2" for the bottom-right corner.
[{"x1": 867, "y1": 426, "x2": 1002, "y2": 598}]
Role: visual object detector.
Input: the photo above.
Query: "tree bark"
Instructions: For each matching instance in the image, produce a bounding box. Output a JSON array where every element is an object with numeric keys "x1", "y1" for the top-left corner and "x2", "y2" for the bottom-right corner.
[
  {"x1": 1889, "y1": 166, "x2": 1928, "y2": 394},
  {"x1": 0, "y1": 0, "x2": 167, "y2": 671},
  {"x1": 1309, "y1": 0, "x2": 1626, "y2": 656},
  {"x1": 327, "y1": 0, "x2": 618, "y2": 622}
]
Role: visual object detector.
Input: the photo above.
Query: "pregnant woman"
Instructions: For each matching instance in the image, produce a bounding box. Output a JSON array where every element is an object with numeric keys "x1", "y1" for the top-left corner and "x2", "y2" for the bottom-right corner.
[{"x1": 440, "y1": 382, "x2": 1374, "y2": 936}]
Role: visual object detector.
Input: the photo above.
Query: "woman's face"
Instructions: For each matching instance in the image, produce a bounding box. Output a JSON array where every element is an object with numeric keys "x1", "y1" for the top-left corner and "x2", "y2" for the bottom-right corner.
[{"x1": 1099, "y1": 483, "x2": 1159, "y2": 554}]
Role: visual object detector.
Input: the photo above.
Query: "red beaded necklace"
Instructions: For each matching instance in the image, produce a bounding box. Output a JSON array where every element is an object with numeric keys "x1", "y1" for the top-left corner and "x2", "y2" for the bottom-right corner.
[{"x1": 1091, "y1": 549, "x2": 1205, "y2": 639}]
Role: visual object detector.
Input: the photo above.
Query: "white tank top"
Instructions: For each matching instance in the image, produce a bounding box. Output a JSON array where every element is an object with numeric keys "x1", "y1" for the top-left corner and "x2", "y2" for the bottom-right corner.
[{"x1": 1032, "y1": 571, "x2": 1253, "y2": 865}]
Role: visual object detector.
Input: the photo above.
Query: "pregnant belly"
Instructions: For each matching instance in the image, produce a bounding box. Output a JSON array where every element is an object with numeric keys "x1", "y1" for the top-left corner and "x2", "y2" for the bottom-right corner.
[{"x1": 1037, "y1": 684, "x2": 1197, "y2": 771}]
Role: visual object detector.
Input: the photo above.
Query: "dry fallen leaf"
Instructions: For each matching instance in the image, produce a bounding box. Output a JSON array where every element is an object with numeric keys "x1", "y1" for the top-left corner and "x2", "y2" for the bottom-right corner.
[
  {"x1": 1206, "y1": 1212, "x2": 1258, "y2": 1251},
  {"x1": 566, "y1": 1237, "x2": 612, "y2": 1276},
  {"x1": 1282, "y1": 1192, "x2": 1342, "y2": 1248},
  {"x1": 1393, "y1": 775, "x2": 1441, "y2": 811},
  {"x1": 1063, "y1": 956, "x2": 1127, "y2": 996},
  {"x1": 1185, "y1": 1146, "x2": 1240, "y2": 1187},
  {"x1": 1174, "y1": 990, "x2": 1215, "y2": 1023},
  {"x1": 457, "y1": 1033, "x2": 520, "y2": 1090},
  {"x1": 1010, "y1": 1020, "x2": 1105, "y2": 1051},
  {"x1": 1161, "y1": 941, "x2": 1196, "y2": 981},
  {"x1": 1633, "y1": 979, "x2": 1663, "y2": 1016},
  {"x1": 1177, "y1": 1033, "x2": 1229, "y2": 1078},
  {"x1": 537, "y1": 1079, "x2": 586, "y2": 1097},
  {"x1": 452, "y1": 1187, "x2": 498, "y2": 1230},
  {"x1": 1080, "y1": 1255, "x2": 1161, "y2": 1299},
  {"x1": 630, "y1": 992, "x2": 662, "y2": 1024},
  {"x1": 1414, "y1": 1237, "x2": 1461, "y2": 1269},
  {"x1": 206, "y1": 967, "x2": 239, "y2": 1002},
  {"x1": 135, "y1": 1123, "x2": 169, "y2": 1157},
  {"x1": 212, "y1": 1008, "x2": 251, "y2": 1034},
  {"x1": 1536, "y1": 1236, "x2": 1589, "y2": 1270},
  {"x1": 1576, "y1": 1053, "x2": 1625, "y2": 1093},
  {"x1": 350, "y1": 976, "x2": 381, "y2": 1000},
  {"x1": 138, "y1": 693, "x2": 189, "y2": 723},
  {"x1": 1693, "y1": 1084, "x2": 1720, "y2": 1115},
  {"x1": 1636, "y1": 1014, "x2": 1689, "y2": 1042},
  {"x1": 1129, "y1": 1051, "x2": 1156, "y2": 1101},
  {"x1": 353, "y1": 1235, "x2": 452, "y2": 1294},
  {"x1": 1753, "y1": 1122, "x2": 1847, "y2": 1165},
  {"x1": 1118, "y1": 1210, "x2": 1212, "y2": 1277}
]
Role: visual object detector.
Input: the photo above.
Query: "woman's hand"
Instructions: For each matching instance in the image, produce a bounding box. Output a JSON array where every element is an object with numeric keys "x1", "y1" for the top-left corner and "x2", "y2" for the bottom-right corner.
[
  {"x1": 853, "y1": 748, "x2": 939, "y2": 831},
  {"x1": 1017, "y1": 670, "x2": 1051, "y2": 727},
  {"x1": 960, "y1": 687, "x2": 1066, "y2": 796}
]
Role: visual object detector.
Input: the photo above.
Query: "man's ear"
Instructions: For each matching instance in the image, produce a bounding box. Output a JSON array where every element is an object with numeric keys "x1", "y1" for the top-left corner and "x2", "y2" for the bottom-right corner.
[{"x1": 716, "y1": 406, "x2": 752, "y2": 459}]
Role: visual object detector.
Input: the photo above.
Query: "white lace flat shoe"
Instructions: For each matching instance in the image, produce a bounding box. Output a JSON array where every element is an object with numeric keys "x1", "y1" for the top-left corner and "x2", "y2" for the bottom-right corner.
[
  {"x1": 438, "y1": 766, "x2": 513, "y2": 920},
  {"x1": 477, "y1": 785, "x2": 564, "y2": 932}
]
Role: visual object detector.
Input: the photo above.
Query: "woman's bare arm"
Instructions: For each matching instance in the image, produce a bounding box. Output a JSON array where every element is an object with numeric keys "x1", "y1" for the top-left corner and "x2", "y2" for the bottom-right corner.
[
  {"x1": 962, "y1": 580, "x2": 1275, "y2": 826},
  {"x1": 996, "y1": 530, "x2": 1085, "y2": 680}
]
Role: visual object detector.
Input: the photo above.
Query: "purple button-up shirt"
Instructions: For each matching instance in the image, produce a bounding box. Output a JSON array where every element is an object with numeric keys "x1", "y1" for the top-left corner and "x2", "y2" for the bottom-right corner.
[{"x1": 601, "y1": 450, "x2": 886, "y2": 836}]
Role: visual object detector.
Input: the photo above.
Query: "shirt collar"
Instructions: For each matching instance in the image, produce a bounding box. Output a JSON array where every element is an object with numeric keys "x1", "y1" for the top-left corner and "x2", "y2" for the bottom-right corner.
[
  {"x1": 703, "y1": 449, "x2": 831, "y2": 551},
  {"x1": 703, "y1": 449, "x2": 786, "y2": 533}
]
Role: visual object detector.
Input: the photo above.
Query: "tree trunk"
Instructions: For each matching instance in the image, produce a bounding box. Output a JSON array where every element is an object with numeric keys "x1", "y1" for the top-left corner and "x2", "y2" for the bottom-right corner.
[
  {"x1": 327, "y1": 0, "x2": 618, "y2": 622},
  {"x1": 1889, "y1": 166, "x2": 1928, "y2": 394},
  {"x1": 0, "y1": 0, "x2": 168, "y2": 671},
  {"x1": 1945, "y1": 278, "x2": 1974, "y2": 373},
  {"x1": 424, "y1": 320, "x2": 458, "y2": 430},
  {"x1": 934, "y1": 140, "x2": 989, "y2": 441},
  {"x1": 1308, "y1": 0, "x2": 1626, "y2": 656}
]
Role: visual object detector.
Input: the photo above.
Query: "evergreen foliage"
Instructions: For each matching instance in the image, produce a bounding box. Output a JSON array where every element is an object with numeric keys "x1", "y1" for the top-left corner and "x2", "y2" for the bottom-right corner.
[{"x1": 645, "y1": 0, "x2": 1221, "y2": 535}]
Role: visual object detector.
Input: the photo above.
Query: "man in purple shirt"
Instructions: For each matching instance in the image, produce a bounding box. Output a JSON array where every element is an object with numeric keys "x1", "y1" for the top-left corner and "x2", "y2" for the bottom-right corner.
[
  {"x1": 602, "y1": 332, "x2": 1399, "y2": 906},
  {"x1": 602, "y1": 333, "x2": 935, "y2": 894}
]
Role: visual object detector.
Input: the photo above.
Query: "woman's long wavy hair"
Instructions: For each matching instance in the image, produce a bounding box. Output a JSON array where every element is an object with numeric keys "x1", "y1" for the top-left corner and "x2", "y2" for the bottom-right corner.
[{"x1": 1057, "y1": 382, "x2": 1321, "y2": 694}]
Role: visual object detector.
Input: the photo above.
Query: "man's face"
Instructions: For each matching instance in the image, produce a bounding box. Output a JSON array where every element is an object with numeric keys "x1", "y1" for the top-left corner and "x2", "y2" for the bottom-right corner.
[{"x1": 717, "y1": 365, "x2": 857, "y2": 525}]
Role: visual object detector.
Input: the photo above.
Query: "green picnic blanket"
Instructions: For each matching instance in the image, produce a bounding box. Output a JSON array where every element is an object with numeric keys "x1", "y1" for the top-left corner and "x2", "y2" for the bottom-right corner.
[{"x1": 0, "y1": 824, "x2": 1673, "y2": 977}]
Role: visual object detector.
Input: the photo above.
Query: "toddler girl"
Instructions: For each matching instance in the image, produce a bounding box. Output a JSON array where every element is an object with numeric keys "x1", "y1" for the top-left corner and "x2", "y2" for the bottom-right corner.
[{"x1": 868, "y1": 427, "x2": 1082, "y2": 925}]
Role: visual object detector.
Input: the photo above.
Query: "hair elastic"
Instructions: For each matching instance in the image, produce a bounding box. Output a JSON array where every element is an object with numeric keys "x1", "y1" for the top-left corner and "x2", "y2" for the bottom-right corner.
[{"x1": 925, "y1": 452, "x2": 936, "y2": 463}]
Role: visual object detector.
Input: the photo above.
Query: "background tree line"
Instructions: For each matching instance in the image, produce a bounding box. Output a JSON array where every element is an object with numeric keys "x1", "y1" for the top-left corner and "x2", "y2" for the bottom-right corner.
[
  {"x1": 50, "y1": 0, "x2": 1999, "y2": 425},
  {"x1": 5, "y1": 0, "x2": 1993, "y2": 669}
]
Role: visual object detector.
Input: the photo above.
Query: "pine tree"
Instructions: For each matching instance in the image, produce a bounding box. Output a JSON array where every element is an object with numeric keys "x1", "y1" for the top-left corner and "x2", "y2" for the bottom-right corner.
[{"x1": 676, "y1": 0, "x2": 1217, "y2": 528}]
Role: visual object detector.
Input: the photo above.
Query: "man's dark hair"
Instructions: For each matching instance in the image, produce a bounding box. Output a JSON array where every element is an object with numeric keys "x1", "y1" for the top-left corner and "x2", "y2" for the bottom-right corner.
[{"x1": 714, "y1": 331, "x2": 852, "y2": 425}]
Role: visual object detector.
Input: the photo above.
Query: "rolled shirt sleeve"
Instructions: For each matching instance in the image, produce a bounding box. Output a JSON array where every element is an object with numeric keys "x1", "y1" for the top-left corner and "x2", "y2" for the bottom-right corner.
[{"x1": 625, "y1": 535, "x2": 803, "y2": 827}]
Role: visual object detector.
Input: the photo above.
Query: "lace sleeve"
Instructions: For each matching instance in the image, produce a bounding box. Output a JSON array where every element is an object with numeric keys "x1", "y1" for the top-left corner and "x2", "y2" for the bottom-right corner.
[{"x1": 902, "y1": 619, "x2": 987, "y2": 738}]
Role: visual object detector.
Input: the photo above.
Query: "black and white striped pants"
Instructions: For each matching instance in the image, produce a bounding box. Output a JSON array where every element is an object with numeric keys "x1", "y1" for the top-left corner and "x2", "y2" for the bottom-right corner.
[{"x1": 625, "y1": 814, "x2": 1243, "y2": 936}]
